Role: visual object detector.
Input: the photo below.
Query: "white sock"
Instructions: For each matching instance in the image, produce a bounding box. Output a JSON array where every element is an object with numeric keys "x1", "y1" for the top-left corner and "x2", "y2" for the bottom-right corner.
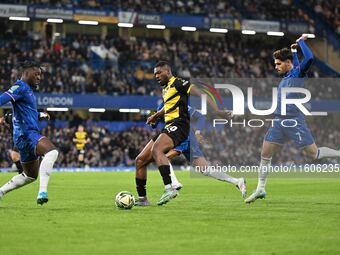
[
  {"x1": 316, "y1": 147, "x2": 340, "y2": 159},
  {"x1": 169, "y1": 162, "x2": 180, "y2": 185},
  {"x1": 203, "y1": 170, "x2": 239, "y2": 185},
  {"x1": 39, "y1": 150, "x2": 58, "y2": 193},
  {"x1": 0, "y1": 172, "x2": 35, "y2": 197},
  {"x1": 256, "y1": 157, "x2": 272, "y2": 191}
]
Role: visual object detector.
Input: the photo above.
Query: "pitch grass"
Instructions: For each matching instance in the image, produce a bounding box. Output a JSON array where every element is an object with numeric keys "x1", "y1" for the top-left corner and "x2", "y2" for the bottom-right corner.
[{"x1": 0, "y1": 171, "x2": 340, "y2": 255}]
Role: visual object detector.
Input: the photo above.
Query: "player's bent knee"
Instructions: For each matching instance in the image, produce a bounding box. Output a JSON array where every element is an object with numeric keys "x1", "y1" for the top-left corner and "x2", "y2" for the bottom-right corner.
[
  {"x1": 46, "y1": 149, "x2": 59, "y2": 160},
  {"x1": 305, "y1": 150, "x2": 317, "y2": 160},
  {"x1": 11, "y1": 153, "x2": 20, "y2": 162},
  {"x1": 303, "y1": 146, "x2": 318, "y2": 161},
  {"x1": 135, "y1": 155, "x2": 146, "y2": 167},
  {"x1": 136, "y1": 151, "x2": 152, "y2": 164},
  {"x1": 25, "y1": 171, "x2": 38, "y2": 180}
]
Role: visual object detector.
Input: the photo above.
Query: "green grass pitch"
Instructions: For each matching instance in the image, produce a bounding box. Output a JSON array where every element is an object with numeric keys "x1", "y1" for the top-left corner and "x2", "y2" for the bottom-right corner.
[{"x1": 0, "y1": 171, "x2": 340, "y2": 255}]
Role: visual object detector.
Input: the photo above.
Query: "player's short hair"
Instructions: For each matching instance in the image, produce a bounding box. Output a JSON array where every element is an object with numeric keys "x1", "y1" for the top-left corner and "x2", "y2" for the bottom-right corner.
[
  {"x1": 273, "y1": 48, "x2": 292, "y2": 62},
  {"x1": 19, "y1": 61, "x2": 41, "y2": 70},
  {"x1": 155, "y1": 61, "x2": 171, "y2": 70}
]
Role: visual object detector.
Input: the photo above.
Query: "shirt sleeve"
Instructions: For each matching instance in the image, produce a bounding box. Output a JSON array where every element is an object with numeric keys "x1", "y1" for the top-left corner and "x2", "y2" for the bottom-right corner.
[
  {"x1": 292, "y1": 50, "x2": 300, "y2": 68},
  {"x1": 0, "y1": 92, "x2": 13, "y2": 106},
  {"x1": 297, "y1": 40, "x2": 314, "y2": 76},
  {"x1": 174, "y1": 78, "x2": 192, "y2": 94},
  {"x1": 6, "y1": 84, "x2": 25, "y2": 102},
  {"x1": 191, "y1": 109, "x2": 205, "y2": 130}
]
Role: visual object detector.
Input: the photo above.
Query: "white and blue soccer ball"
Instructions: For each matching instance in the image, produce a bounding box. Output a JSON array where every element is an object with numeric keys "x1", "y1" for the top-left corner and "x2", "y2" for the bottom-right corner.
[{"x1": 115, "y1": 191, "x2": 135, "y2": 209}]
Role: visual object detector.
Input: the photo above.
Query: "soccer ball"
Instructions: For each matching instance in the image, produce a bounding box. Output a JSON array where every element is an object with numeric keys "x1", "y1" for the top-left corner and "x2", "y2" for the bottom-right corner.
[{"x1": 115, "y1": 191, "x2": 135, "y2": 209}]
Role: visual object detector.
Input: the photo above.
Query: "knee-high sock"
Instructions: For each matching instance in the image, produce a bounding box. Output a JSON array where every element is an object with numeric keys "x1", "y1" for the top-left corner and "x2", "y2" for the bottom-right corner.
[
  {"x1": 169, "y1": 162, "x2": 180, "y2": 185},
  {"x1": 202, "y1": 170, "x2": 239, "y2": 185},
  {"x1": 158, "y1": 165, "x2": 172, "y2": 189},
  {"x1": 39, "y1": 150, "x2": 58, "y2": 193},
  {"x1": 316, "y1": 147, "x2": 340, "y2": 159},
  {"x1": 256, "y1": 157, "x2": 272, "y2": 191},
  {"x1": 136, "y1": 178, "x2": 147, "y2": 198},
  {"x1": 0, "y1": 173, "x2": 35, "y2": 197}
]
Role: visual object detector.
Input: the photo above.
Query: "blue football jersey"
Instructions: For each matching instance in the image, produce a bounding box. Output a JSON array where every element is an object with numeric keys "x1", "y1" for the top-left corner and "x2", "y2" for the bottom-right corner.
[
  {"x1": 5, "y1": 80, "x2": 40, "y2": 141},
  {"x1": 274, "y1": 40, "x2": 314, "y2": 117}
]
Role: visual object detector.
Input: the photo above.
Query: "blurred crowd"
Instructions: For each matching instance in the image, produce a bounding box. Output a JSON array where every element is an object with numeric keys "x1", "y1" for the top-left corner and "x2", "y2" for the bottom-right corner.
[
  {"x1": 200, "y1": 114, "x2": 340, "y2": 166},
  {"x1": 308, "y1": 0, "x2": 340, "y2": 35},
  {"x1": 0, "y1": 124, "x2": 157, "y2": 168},
  {"x1": 1, "y1": 27, "x2": 338, "y2": 99},
  {"x1": 44, "y1": 125, "x2": 157, "y2": 168},
  {"x1": 0, "y1": 115, "x2": 339, "y2": 168},
  {"x1": 3, "y1": 0, "x2": 339, "y2": 34},
  {"x1": 4, "y1": 0, "x2": 337, "y2": 26}
]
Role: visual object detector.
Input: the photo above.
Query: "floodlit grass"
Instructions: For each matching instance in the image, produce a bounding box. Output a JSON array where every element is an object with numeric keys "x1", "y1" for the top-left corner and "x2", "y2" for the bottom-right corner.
[{"x1": 0, "y1": 171, "x2": 339, "y2": 255}]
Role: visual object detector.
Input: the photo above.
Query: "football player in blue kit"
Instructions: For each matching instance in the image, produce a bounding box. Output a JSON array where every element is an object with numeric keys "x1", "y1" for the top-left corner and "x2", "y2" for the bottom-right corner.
[
  {"x1": 0, "y1": 111, "x2": 51, "y2": 174},
  {"x1": 0, "y1": 61, "x2": 59, "y2": 205},
  {"x1": 245, "y1": 35, "x2": 340, "y2": 203}
]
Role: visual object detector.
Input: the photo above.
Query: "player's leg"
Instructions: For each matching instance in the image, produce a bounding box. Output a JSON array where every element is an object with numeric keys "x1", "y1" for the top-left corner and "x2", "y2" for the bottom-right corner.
[
  {"x1": 0, "y1": 159, "x2": 39, "y2": 199},
  {"x1": 193, "y1": 157, "x2": 247, "y2": 198},
  {"x1": 36, "y1": 137, "x2": 59, "y2": 205},
  {"x1": 169, "y1": 161, "x2": 182, "y2": 190},
  {"x1": 245, "y1": 120, "x2": 285, "y2": 203},
  {"x1": 0, "y1": 134, "x2": 43, "y2": 200},
  {"x1": 303, "y1": 143, "x2": 340, "y2": 160},
  {"x1": 134, "y1": 139, "x2": 154, "y2": 206},
  {"x1": 245, "y1": 140, "x2": 281, "y2": 203},
  {"x1": 152, "y1": 133, "x2": 178, "y2": 205},
  {"x1": 166, "y1": 149, "x2": 183, "y2": 190},
  {"x1": 257, "y1": 141, "x2": 281, "y2": 190},
  {"x1": 287, "y1": 117, "x2": 340, "y2": 161},
  {"x1": 10, "y1": 148, "x2": 23, "y2": 174}
]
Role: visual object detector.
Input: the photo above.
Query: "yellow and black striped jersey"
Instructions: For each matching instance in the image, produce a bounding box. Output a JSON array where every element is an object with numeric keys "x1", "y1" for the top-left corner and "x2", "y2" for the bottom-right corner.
[
  {"x1": 74, "y1": 131, "x2": 88, "y2": 150},
  {"x1": 162, "y1": 76, "x2": 192, "y2": 124}
]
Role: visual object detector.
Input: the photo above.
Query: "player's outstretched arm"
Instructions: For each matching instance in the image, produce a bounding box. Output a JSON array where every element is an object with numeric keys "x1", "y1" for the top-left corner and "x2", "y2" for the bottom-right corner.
[
  {"x1": 296, "y1": 34, "x2": 314, "y2": 75},
  {"x1": 291, "y1": 43, "x2": 300, "y2": 68},
  {"x1": 191, "y1": 108, "x2": 206, "y2": 129},
  {"x1": 0, "y1": 92, "x2": 13, "y2": 106}
]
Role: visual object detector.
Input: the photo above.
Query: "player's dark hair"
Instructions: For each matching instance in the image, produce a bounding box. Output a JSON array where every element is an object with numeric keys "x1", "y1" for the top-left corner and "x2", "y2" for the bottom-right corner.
[
  {"x1": 155, "y1": 61, "x2": 171, "y2": 69},
  {"x1": 273, "y1": 48, "x2": 292, "y2": 61},
  {"x1": 19, "y1": 61, "x2": 41, "y2": 70}
]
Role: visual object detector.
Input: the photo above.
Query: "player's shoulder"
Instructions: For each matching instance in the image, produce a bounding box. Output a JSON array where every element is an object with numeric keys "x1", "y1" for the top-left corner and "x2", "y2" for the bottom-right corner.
[
  {"x1": 173, "y1": 77, "x2": 191, "y2": 90},
  {"x1": 8, "y1": 80, "x2": 28, "y2": 94},
  {"x1": 173, "y1": 76, "x2": 189, "y2": 84},
  {"x1": 291, "y1": 66, "x2": 308, "y2": 78}
]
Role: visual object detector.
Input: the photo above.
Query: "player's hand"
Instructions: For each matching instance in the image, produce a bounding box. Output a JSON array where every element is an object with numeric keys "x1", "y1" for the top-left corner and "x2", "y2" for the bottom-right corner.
[
  {"x1": 39, "y1": 112, "x2": 50, "y2": 120},
  {"x1": 0, "y1": 117, "x2": 9, "y2": 128},
  {"x1": 290, "y1": 43, "x2": 298, "y2": 50},
  {"x1": 296, "y1": 34, "x2": 308, "y2": 42},
  {"x1": 146, "y1": 113, "x2": 159, "y2": 125}
]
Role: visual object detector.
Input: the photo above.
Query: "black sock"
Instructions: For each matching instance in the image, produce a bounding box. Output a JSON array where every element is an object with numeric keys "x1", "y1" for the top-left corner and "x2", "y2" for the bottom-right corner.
[
  {"x1": 136, "y1": 178, "x2": 147, "y2": 197},
  {"x1": 158, "y1": 165, "x2": 172, "y2": 186},
  {"x1": 14, "y1": 160, "x2": 23, "y2": 174}
]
